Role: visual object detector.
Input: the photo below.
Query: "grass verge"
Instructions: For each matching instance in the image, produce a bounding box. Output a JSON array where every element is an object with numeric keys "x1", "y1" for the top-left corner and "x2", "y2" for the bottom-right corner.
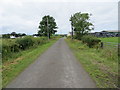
[
  {"x1": 2, "y1": 39, "x2": 58, "y2": 88},
  {"x1": 65, "y1": 38, "x2": 118, "y2": 88}
]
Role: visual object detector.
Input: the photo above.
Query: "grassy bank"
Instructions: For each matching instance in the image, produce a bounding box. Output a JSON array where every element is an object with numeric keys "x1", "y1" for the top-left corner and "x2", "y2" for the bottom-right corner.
[
  {"x1": 2, "y1": 38, "x2": 58, "y2": 88},
  {"x1": 65, "y1": 39, "x2": 118, "y2": 88},
  {"x1": 2, "y1": 36, "x2": 49, "y2": 62}
]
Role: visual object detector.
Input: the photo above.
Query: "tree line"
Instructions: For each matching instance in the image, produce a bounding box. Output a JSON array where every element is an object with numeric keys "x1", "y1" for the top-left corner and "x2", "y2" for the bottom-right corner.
[
  {"x1": 2, "y1": 12, "x2": 94, "y2": 39},
  {"x1": 2, "y1": 32, "x2": 26, "y2": 38},
  {"x1": 38, "y1": 12, "x2": 94, "y2": 40}
]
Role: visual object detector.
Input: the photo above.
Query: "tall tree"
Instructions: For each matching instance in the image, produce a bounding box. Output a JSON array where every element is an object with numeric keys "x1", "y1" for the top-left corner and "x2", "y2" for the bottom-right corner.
[
  {"x1": 38, "y1": 15, "x2": 57, "y2": 39},
  {"x1": 70, "y1": 12, "x2": 94, "y2": 39}
]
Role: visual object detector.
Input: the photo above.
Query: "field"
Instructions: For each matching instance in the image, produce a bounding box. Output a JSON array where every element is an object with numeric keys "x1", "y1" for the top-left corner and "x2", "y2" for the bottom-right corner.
[
  {"x1": 99, "y1": 37, "x2": 119, "y2": 48},
  {"x1": 2, "y1": 36, "x2": 59, "y2": 87},
  {"x1": 66, "y1": 38, "x2": 118, "y2": 88},
  {"x1": 99, "y1": 37, "x2": 118, "y2": 43}
]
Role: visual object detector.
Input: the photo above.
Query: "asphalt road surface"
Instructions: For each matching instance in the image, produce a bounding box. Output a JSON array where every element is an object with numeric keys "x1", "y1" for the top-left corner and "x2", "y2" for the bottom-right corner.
[{"x1": 6, "y1": 38, "x2": 96, "y2": 88}]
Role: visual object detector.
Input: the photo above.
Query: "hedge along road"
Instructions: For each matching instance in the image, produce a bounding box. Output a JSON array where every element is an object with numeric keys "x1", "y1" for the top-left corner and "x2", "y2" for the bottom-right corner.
[{"x1": 6, "y1": 38, "x2": 96, "y2": 88}]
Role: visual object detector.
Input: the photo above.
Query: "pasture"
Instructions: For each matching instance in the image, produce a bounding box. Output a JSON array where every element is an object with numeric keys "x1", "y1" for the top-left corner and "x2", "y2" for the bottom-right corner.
[
  {"x1": 99, "y1": 37, "x2": 118, "y2": 43},
  {"x1": 99, "y1": 37, "x2": 119, "y2": 48}
]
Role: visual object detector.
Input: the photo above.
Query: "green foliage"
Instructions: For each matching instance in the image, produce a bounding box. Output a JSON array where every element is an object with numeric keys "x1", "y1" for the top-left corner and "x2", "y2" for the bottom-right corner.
[
  {"x1": 15, "y1": 33, "x2": 26, "y2": 37},
  {"x1": 32, "y1": 37, "x2": 47, "y2": 46},
  {"x1": 2, "y1": 39, "x2": 19, "y2": 61},
  {"x1": 70, "y1": 12, "x2": 94, "y2": 39},
  {"x1": 99, "y1": 37, "x2": 118, "y2": 43},
  {"x1": 2, "y1": 32, "x2": 26, "y2": 39},
  {"x1": 2, "y1": 39, "x2": 57, "y2": 88},
  {"x1": 2, "y1": 34, "x2": 10, "y2": 38},
  {"x1": 66, "y1": 39, "x2": 118, "y2": 88},
  {"x1": 38, "y1": 15, "x2": 57, "y2": 38},
  {"x1": 16, "y1": 36, "x2": 34, "y2": 50},
  {"x1": 81, "y1": 35, "x2": 101, "y2": 48},
  {"x1": 2, "y1": 36, "x2": 48, "y2": 63},
  {"x1": 67, "y1": 36, "x2": 72, "y2": 39},
  {"x1": 50, "y1": 36, "x2": 62, "y2": 40}
]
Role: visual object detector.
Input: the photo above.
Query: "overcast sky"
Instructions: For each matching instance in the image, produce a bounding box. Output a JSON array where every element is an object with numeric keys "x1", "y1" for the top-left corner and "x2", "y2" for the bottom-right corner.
[{"x1": 0, "y1": 0, "x2": 119, "y2": 35}]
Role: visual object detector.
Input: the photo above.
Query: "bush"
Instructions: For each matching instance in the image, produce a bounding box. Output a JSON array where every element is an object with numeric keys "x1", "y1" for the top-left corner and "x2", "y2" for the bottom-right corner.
[
  {"x1": 67, "y1": 36, "x2": 72, "y2": 39},
  {"x1": 2, "y1": 36, "x2": 48, "y2": 63},
  {"x1": 16, "y1": 36, "x2": 34, "y2": 50},
  {"x1": 81, "y1": 35, "x2": 101, "y2": 48},
  {"x1": 32, "y1": 37, "x2": 48, "y2": 46},
  {"x1": 2, "y1": 39, "x2": 19, "y2": 62}
]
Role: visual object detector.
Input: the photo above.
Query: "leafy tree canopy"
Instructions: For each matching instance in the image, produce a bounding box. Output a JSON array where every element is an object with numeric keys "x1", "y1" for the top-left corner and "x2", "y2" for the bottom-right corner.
[
  {"x1": 38, "y1": 15, "x2": 57, "y2": 38},
  {"x1": 70, "y1": 12, "x2": 94, "y2": 39}
]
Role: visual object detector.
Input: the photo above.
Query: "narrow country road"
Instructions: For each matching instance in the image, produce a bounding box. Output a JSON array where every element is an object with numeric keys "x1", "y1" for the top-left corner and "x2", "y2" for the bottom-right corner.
[{"x1": 6, "y1": 38, "x2": 96, "y2": 88}]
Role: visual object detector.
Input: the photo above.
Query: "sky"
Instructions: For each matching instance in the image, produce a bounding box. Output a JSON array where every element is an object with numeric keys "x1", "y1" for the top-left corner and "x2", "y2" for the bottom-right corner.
[{"x1": 0, "y1": 0, "x2": 119, "y2": 35}]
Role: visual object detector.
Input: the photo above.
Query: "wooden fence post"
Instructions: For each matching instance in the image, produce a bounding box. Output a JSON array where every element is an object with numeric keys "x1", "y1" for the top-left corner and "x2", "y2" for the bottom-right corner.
[{"x1": 100, "y1": 42, "x2": 104, "y2": 49}]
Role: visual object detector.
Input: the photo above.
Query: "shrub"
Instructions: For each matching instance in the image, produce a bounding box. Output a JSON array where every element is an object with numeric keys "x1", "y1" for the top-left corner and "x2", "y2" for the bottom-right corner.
[
  {"x1": 32, "y1": 37, "x2": 48, "y2": 46},
  {"x1": 16, "y1": 36, "x2": 34, "y2": 50},
  {"x1": 67, "y1": 36, "x2": 72, "y2": 39},
  {"x1": 81, "y1": 35, "x2": 101, "y2": 48},
  {"x1": 2, "y1": 39, "x2": 19, "y2": 62},
  {"x1": 2, "y1": 36, "x2": 48, "y2": 63}
]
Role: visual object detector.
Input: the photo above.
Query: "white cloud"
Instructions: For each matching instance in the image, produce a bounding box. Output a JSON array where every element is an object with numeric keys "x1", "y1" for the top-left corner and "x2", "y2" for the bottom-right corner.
[{"x1": 0, "y1": 0, "x2": 118, "y2": 34}]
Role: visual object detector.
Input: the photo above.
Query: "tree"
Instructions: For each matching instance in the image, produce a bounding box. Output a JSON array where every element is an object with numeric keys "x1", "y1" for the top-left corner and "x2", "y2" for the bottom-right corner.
[
  {"x1": 11, "y1": 32, "x2": 17, "y2": 36},
  {"x1": 2, "y1": 34, "x2": 10, "y2": 38},
  {"x1": 17, "y1": 33, "x2": 26, "y2": 37},
  {"x1": 33, "y1": 34, "x2": 39, "y2": 36},
  {"x1": 70, "y1": 12, "x2": 94, "y2": 40},
  {"x1": 21, "y1": 33, "x2": 26, "y2": 37},
  {"x1": 38, "y1": 15, "x2": 57, "y2": 39}
]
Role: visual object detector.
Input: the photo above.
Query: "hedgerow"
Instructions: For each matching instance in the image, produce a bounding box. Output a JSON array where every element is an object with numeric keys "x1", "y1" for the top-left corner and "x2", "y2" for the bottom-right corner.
[
  {"x1": 2, "y1": 36, "x2": 48, "y2": 63},
  {"x1": 81, "y1": 35, "x2": 101, "y2": 48}
]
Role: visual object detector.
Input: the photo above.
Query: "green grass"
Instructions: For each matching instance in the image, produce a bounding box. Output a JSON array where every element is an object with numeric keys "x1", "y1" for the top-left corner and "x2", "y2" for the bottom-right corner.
[
  {"x1": 99, "y1": 37, "x2": 118, "y2": 43},
  {"x1": 0, "y1": 39, "x2": 2, "y2": 89},
  {"x1": 2, "y1": 39, "x2": 58, "y2": 88},
  {"x1": 65, "y1": 39, "x2": 118, "y2": 88},
  {"x1": 2, "y1": 36, "x2": 49, "y2": 62}
]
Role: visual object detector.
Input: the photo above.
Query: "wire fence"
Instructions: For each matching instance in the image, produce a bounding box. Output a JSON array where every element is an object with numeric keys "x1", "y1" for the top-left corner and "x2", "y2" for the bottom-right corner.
[{"x1": 103, "y1": 42, "x2": 120, "y2": 49}]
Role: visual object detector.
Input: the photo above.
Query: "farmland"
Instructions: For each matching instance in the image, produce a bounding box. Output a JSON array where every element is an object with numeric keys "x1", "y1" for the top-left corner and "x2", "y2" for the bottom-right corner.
[
  {"x1": 99, "y1": 37, "x2": 118, "y2": 43},
  {"x1": 99, "y1": 37, "x2": 119, "y2": 48}
]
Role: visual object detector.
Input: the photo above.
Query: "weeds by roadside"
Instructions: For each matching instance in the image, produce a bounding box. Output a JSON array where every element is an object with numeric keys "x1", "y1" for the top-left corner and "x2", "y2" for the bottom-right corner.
[
  {"x1": 2, "y1": 37, "x2": 59, "y2": 88},
  {"x1": 65, "y1": 38, "x2": 118, "y2": 88}
]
